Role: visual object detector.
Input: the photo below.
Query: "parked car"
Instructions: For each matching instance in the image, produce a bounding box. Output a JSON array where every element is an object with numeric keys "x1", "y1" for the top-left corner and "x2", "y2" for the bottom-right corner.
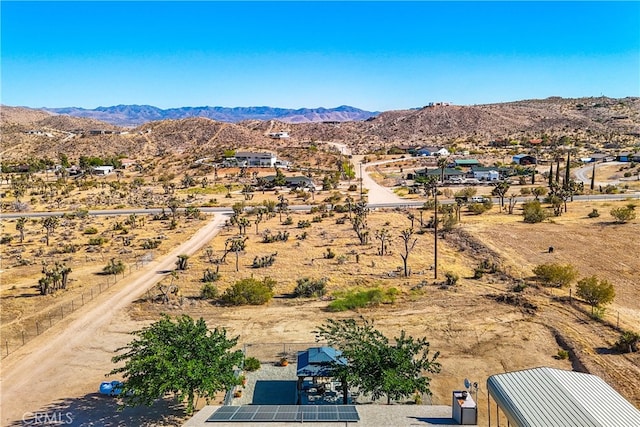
[
  {"x1": 99, "y1": 380, "x2": 124, "y2": 396},
  {"x1": 470, "y1": 196, "x2": 486, "y2": 203}
]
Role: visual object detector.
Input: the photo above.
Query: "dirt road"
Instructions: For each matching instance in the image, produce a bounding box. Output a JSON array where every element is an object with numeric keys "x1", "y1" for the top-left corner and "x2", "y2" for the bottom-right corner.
[
  {"x1": 0, "y1": 213, "x2": 229, "y2": 426},
  {"x1": 352, "y1": 155, "x2": 407, "y2": 205}
]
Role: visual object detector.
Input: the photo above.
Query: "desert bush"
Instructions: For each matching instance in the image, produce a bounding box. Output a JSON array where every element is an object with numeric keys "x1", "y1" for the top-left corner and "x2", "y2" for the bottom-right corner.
[
  {"x1": 522, "y1": 200, "x2": 548, "y2": 223},
  {"x1": 610, "y1": 206, "x2": 636, "y2": 223},
  {"x1": 220, "y1": 277, "x2": 275, "y2": 306},
  {"x1": 312, "y1": 216, "x2": 323, "y2": 223},
  {"x1": 512, "y1": 281, "x2": 527, "y2": 292},
  {"x1": 324, "y1": 248, "x2": 336, "y2": 259},
  {"x1": 142, "y1": 239, "x2": 162, "y2": 249},
  {"x1": 83, "y1": 227, "x2": 99, "y2": 235},
  {"x1": 283, "y1": 216, "x2": 293, "y2": 225},
  {"x1": 202, "y1": 268, "x2": 221, "y2": 282},
  {"x1": 444, "y1": 272, "x2": 459, "y2": 286},
  {"x1": 244, "y1": 357, "x2": 261, "y2": 372},
  {"x1": 347, "y1": 184, "x2": 358, "y2": 192},
  {"x1": 1, "y1": 235, "x2": 13, "y2": 245},
  {"x1": 88, "y1": 237, "x2": 108, "y2": 246},
  {"x1": 587, "y1": 209, "x2": 600, "y2": 218},
  {"x1": 252, "y1": 253, "x2": 277, "y2": 268},
  {"x1": 532, "y1": 263, "x2": 578, "y2": 287},
  {"x1": 556, "y1": 349, "x2": 569, "y2": 360},
  {"x1": 297, "y1": 220, "x2": 311, "y2": 228},
  {"x1": 293, "y1": 277, "x2": 327, "y2": 298},
  {"x1": 614, "y1": 331, "x2": 640, "y2": 353},
  {"x1": 200, "y1": 282, "x2": 218, "y2": 299},
  {"x1": 102, "y1": 258, "x2": 125, "y2": 275}
]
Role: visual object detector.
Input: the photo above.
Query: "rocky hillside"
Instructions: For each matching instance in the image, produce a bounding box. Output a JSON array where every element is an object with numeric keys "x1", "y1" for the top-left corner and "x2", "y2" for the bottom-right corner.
[{"x1": 2, "y1": 97, "x2": 638, "y2": 162}]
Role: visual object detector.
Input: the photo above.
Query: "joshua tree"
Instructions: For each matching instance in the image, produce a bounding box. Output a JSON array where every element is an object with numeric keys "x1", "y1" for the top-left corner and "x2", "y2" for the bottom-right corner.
[
  {"x1": 277, "y1": 195, "x2": 289, "y2": 223},
  {"x1": 224, "y1": 236, "x2": 248, "y2": 272},
  {"x1": 41, "y1": 216, "x2": 60, "y2": 246},
  {"x1": 491, "y1": 182, "x2": 510, "y2": 210},
  {"x1": 16, "y1": 217, "x2": 27, "y2": 243},
  {"x1": 399, "y1": 228, "x2": 418, "y2": 277},
  {"x1": 374, "y1": 228, "x2": 392, "y2": 256},
  {"x1": 351, "y1": 200, "x2": 370, "y2": 245},
  {"x1": 176, "y1": 254, "x2": 189, "y2": 270}
]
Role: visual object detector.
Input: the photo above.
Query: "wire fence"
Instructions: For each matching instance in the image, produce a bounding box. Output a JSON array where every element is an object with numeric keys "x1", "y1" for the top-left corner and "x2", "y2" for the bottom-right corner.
[{"x1": 1, "y1": 254, "x2": 154, "y2": 359}]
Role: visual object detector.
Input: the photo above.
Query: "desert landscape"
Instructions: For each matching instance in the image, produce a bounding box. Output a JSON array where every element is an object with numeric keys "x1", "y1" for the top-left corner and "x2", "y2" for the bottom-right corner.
[{"x1": 1, "y1": 98, "x2": 640, "y2": 426}]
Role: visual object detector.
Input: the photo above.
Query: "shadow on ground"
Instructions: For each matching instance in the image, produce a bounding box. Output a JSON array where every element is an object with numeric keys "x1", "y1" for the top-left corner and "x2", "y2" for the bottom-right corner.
[{"x1": 7, "y1": 393, "x2": 187, "y2": 427}]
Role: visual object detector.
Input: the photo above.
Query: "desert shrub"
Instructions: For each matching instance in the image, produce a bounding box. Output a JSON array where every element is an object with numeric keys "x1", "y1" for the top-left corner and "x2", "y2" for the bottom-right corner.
[
  {"x1": 467, "y1": 200, "x2": 492, "y2": 215},
  {"x1": 324, "y1": 248, "x2": 336, "y2": 259},
  {"x1": 623, "y1": 172, "x2": 632, "y2": 178},
  {"x1": 614, "y1": 331, "x2": 640, "y2": 353},
  {"x1": 83, "y1": 227, "x2": 99, "y2": 235},
  {"x1": 296, "y1": 232, "x2": 308, "y2": 240},
  {"x1": 297, "y1": 220, "x2": 311, "y2": 228},
  {"x1": 59, "y1": 244, "x2": 79, "y2": 254},
  {"x1": 587, "y1": 209, "x2": 600, "y2": 218},
  {"x1": 102, "y1": 258, "x2": 125, "y2": 275},
  {"x1": 603, "y1": 185, "x2": 618, "y2": 194},
  {"x1": 522, "y1": 200, "x2": 548, "y2": 223},
  {"x1": 252, "y1": 253, "x2": 277, "y2": 268},
  {"x1": 532, "y1": 263, "x2": 578, "y2": 287},
  {"x1": 610, "y1": 206, "x2": 636, "y2": 223},
  {"x1": 200, "y1": 282, "x2": 218, "y2": 299},
  {"x1": 244, "y1": 357, "x2": 261, "y2": 372},
  {"x1": 293, "y1": 277, "x2": 327, "y2": 298},
  {"x1": 88, "y1": 237, "x2": 108, "y2": 246},
  {"x1": 473, "y1": 258, "x2": 498, "y2": 279},
  {"x1": 312, "y1": 216, "x2": 323, "y2": 223},
  {"x1": 283, "y1": 216, "x2": 293, "y2": 225},
  {"x1": 512, "y1": 281, "x2": 527, "y2": 292},
  {"x1": 262, "y1": 230, "x2": 289, "y2": 243},
  {"x1": 142, "y1": 239, "x2": 162, "y2": 249},
  {"x1": 202, "y1": 268, "x2": 221, "y2": 282},
  {"x1": 444, "y1": 272, "x2": 459, "y2": 286},
  {"x1": 220, "y1": 277, "x2": 275, "y2": 306},
  {"x1": 327, "y1": 287, "x2": 397, "y2": 312},
  {"x1": 556, "y1": 350, "x2": 569, "y2": 360},
  {"x1": 347, "y1": 184, "x2": 358, "y2": 192},
  {"x1": 0, "y1": 235, "x2": 13, "y2": 245}
]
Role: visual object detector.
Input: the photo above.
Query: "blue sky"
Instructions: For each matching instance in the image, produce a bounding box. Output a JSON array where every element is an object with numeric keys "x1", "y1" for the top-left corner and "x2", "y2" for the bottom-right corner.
[{"x1": 2, "y1": 1, "x2": 639, "y2": 111}]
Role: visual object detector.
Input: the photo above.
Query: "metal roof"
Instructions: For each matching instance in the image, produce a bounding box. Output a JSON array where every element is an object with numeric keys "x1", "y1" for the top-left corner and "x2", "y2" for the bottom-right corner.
[
  {"x1": 296, "y1": 347, "x2": 346, "y2": 378},
  {"x1": 487, "y1": 367, "x2": 640, "y2": 427}
]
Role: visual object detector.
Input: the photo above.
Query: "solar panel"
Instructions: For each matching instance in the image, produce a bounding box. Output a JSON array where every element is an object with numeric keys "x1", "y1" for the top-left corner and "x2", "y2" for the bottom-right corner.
[{"x1": 206, "y1": 405, "x2": 359, "y2": 423}]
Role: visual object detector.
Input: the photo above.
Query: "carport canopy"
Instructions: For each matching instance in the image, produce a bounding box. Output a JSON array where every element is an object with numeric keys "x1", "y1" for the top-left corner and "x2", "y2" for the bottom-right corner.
[{"x1": 487, "y1": 367, "x2": 640, "y2": 427}]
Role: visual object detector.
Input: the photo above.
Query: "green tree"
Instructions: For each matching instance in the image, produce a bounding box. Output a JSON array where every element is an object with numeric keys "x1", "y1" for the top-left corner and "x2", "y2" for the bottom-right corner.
[
  {"x1": 576, "y1": 276, "x2": 615, "y2": 315},
  {"x1": 532, "y1": 263, "x2": 578, "y2": 288},
  {"x1": 109, "y1": 314, "x2": 243, "y2": 415},
  {"x1": 315, "y1": 318, "x2": 441, "y2": 405}
]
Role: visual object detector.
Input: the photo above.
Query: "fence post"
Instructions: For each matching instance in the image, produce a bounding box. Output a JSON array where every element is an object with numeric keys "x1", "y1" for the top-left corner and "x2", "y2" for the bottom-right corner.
[
  {"x1": 22, "y1": 331, "x2": 25, "y2": 345},
  {"x1": 36, "y1": 321, "x2": 39, "y2": 335},
  {"x1": 5, "y1": 340, "x2": 8, "y2": 356},
  {"x1": 49, "y1": 314, "x2": 52, "y2": 328}
]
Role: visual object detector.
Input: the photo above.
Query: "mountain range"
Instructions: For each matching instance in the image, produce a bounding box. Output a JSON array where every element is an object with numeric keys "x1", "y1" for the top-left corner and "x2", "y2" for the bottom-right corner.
[{"x1": 44, "y1": 105, "x2": 378, "y2": 127}]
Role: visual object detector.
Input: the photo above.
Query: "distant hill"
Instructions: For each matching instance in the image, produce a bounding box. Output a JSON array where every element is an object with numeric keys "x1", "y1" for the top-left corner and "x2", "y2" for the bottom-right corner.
[
  {"x1": 43, "y1": 105, "x2": 378, "y2": 126},
  {"x1": 2, "y1": 96, "x2": 639, "y2": 161}
]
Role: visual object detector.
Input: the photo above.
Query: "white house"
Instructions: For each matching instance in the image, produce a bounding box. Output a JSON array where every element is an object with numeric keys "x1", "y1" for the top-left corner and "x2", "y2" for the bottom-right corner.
[
  {"x1": 234, "y1": 151, "x2": 277, "y2": 167},
  {"x1": 93, "y1": 166, "x2": 114, "y2": 176},
  {"x1": 268, "y1": 131, "x2": 290, "y2": 139},
  {"x1": 472, "y1": 167, "x2": 500, "y2": 181},
  {"x1": 415, "y1": 146, "x2": 450, "y2": 157}
]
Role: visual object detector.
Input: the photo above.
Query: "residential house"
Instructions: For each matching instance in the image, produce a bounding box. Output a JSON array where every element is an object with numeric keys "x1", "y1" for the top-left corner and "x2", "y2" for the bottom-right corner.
[
  {"x1": 454, "y1": 159, "x2": 481, "y2": 168},
  {"x1": 512, "y1": 154, "x2": 537, "y2": 165},
  {"x1": 415, "y1": 167, "x2": 464, "y2": 181},
  {"x1": 268, "y1": 131, "x2": 290, "y2": 139},
  {"x1": 234, "y1": 151, "x2": 278, "y2": 167},
  {"x1": 93, "y1": 166, "x2": 114, "y2": 176},
  {"x1": 616, "y1": 152, "x2": 640, "y2": 162},
  {"x1": 414, "y1": 146, "x2": 450, "y2": 157}
]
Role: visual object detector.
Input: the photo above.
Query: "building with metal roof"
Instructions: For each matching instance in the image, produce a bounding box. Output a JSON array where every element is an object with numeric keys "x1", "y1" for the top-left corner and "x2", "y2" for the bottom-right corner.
[{"x1": 486, "y1": 367, "x2": 640, "y2": 427}]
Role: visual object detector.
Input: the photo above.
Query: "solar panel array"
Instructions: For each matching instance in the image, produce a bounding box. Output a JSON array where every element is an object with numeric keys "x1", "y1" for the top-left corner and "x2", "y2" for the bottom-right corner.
[{"x1": 207, "y1": 405, "x2": 360, "y2": 423}]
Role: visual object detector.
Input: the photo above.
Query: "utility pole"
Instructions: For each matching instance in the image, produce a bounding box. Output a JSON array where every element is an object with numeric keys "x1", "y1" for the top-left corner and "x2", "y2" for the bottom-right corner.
[{"x1": 434, "y1": 187, "x2": 438, "y2": 280}]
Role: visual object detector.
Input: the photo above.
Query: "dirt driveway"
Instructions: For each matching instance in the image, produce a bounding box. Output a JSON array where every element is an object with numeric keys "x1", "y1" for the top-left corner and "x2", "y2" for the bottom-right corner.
[{"x1": 0, "y1": 213, "x2": 229, "y2": 426}]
